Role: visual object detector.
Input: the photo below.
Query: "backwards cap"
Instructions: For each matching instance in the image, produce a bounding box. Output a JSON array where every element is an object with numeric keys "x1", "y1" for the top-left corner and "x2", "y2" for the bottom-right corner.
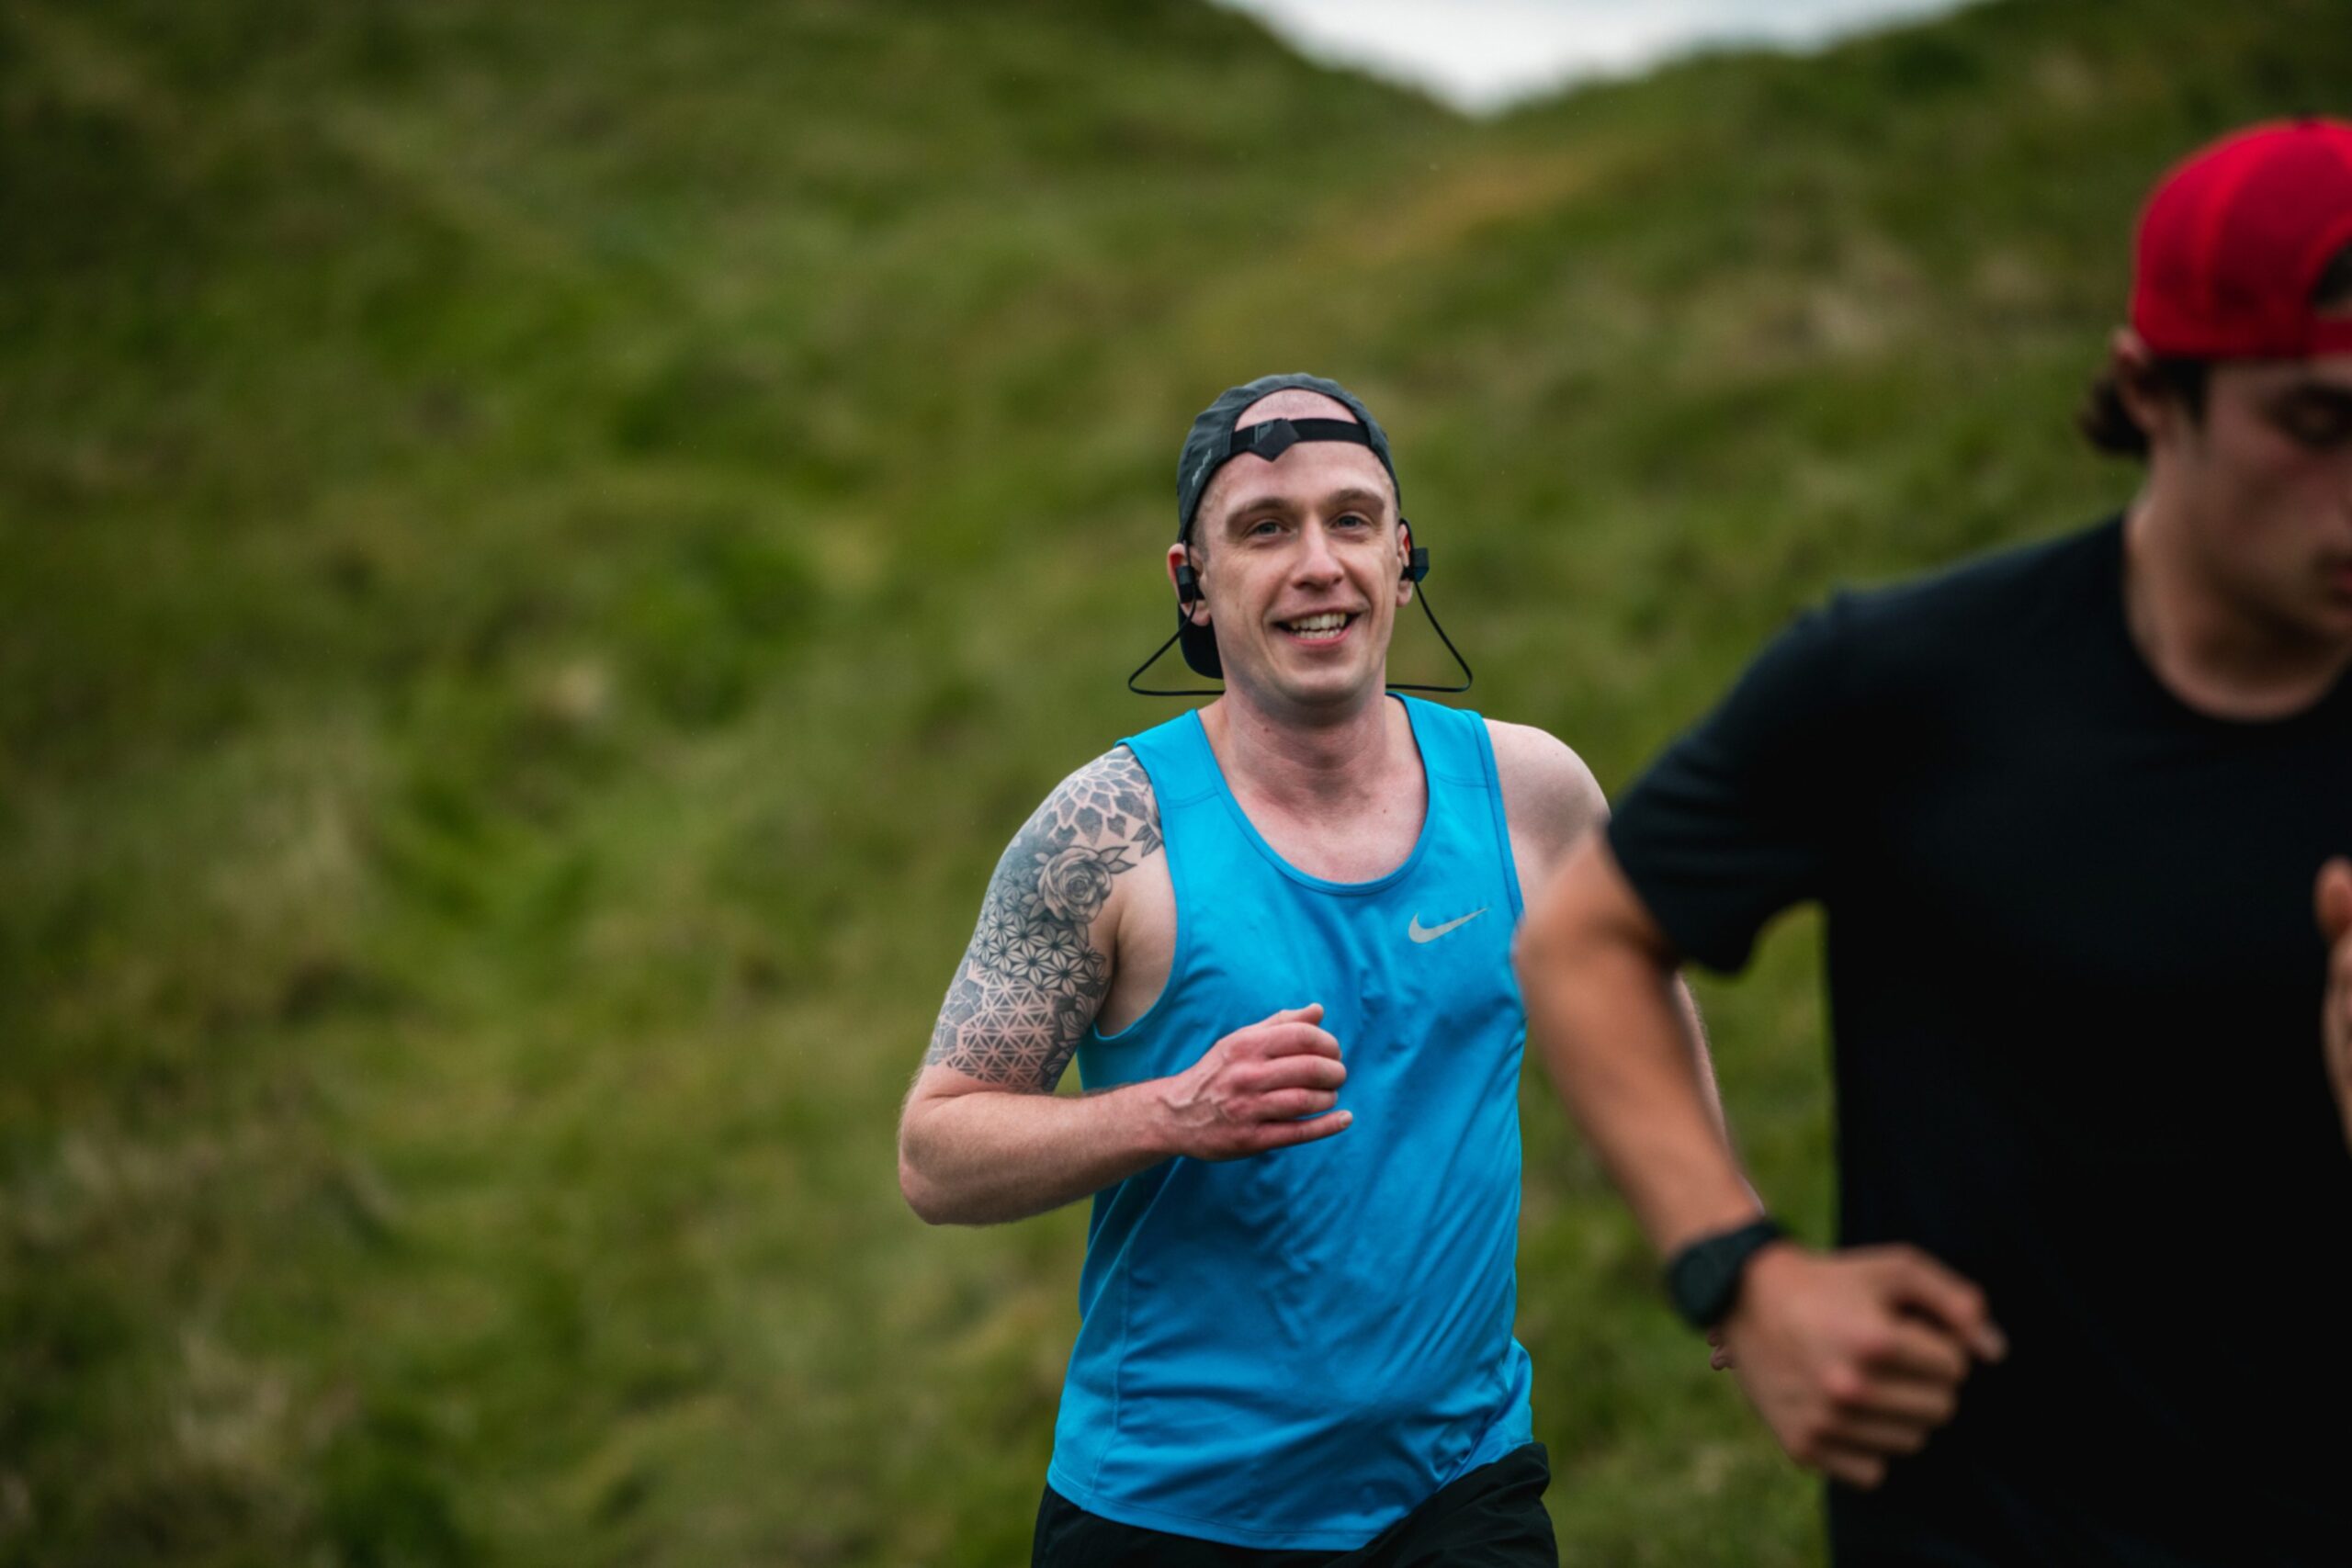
[
  {"x1": 1135, "y1": 373, "x2": 1467, "y2": 694},
  {"x1": 2132, "y1": 117, "x2": 2352, "y2": 358},
  {"x1": 1175, "y1": 372, "x2": 1400, "y2": 542}
]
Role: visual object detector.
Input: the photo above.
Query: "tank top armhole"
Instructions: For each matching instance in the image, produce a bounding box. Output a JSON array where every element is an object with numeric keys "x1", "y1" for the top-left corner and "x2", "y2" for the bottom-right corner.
[
  {"x1": 1089, "y1": 731, "x2": 1206, "y2": 1046},
  {"x1": 1464, "y1": 712, "x2": 1526, "y2": 922}
]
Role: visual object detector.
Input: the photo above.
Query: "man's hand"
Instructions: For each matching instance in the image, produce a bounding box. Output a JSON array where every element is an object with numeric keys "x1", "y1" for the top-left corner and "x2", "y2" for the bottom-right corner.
[
  {"x1": 2317, "y1": 858, "x2": 2352, "y2": 1150},
  {"x1": 1723, "y1": 1243, "x2": 2006, "y2": 1490},
  {"x1": 1157, "y1": 1003, "x2": 1352, "y2": 1160}
]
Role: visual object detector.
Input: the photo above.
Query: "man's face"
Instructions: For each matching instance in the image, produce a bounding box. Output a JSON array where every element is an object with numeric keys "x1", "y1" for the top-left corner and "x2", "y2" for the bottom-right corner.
[
  {"x1": 1170, "y1": 395, "x2": 1410, "y2": 713},
  {"x1": 2161, "y1": 352, "x2": 2352, "y2": 647}
]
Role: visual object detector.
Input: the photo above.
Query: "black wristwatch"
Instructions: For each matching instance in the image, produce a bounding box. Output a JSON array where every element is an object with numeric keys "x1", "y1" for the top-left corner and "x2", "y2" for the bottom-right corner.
[{"x1": 1664, "y1": 1216, "x2": 1787, "y2": 1330}]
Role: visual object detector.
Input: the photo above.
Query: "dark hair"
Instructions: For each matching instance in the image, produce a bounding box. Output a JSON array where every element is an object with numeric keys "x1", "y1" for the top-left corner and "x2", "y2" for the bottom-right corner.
[
  {"x1": 2078, "y1": 237, "x2": 2352, "y2": 459},
  {"x1": 2318, "y1": 241, "x2": 2352, "y2": 310},
  {"x1": 2077, "y1": 358, "x2": 2211, "y2": 457}
]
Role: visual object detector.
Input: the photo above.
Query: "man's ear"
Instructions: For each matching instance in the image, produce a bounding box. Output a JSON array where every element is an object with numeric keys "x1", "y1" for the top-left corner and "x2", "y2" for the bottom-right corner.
[
  {"x1": 2108, "y1": 327, "x2": 2180, "y2": 449},
  {"x1": 1166, "y1": 542, "x2": 1209, "y2": 625},
  {"x1": 1395, "y1": 521, "x2": 1416, "y2": 607}
]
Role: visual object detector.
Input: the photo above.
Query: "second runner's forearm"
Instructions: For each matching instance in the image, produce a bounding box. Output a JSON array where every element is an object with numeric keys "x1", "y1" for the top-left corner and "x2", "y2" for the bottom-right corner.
[
  {"x1": 1671, "y1": 976, "x2": 1733, "y2": 1145},
  {"x1": 1518, "y1": 917, "x2": 1761, "y2": 1256}
]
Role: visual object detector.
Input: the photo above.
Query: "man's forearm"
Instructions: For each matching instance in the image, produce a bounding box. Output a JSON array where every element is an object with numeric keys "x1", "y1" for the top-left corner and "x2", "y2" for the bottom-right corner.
[
  {"x1": 1672, "y1": 977, "x2": 1732, "y2": 1145},
  {"x1": 1521, "y1": 928, "x2": 1759, "y2": 1256},
  {"x1": 899, "y1": 1079, "x2": 1176, "y2": 1226}
]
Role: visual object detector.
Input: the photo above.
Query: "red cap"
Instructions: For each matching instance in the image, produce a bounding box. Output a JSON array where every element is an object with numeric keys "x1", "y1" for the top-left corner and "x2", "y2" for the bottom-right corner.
[{"x1": 2131, "y1": 118, "x2": 2352, "y2": 359}]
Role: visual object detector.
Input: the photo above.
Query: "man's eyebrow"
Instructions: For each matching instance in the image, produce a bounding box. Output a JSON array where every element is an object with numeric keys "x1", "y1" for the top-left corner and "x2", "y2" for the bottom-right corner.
[
  {"x1": 1220, "y1": 493, "x2": 1298, "y2": 525},
  {"x1": 1323, "y1": 487, "x2": 1392, "y2": 514},
  {"x1": 2276, "y1": 383, "x2": 2352, "y2": 407}
]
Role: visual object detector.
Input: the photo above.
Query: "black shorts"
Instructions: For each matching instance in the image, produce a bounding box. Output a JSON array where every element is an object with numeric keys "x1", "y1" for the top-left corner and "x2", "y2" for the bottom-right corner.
[{"x1": 1031, "y1": 1443, "x2": 1557, "y2": 1568}]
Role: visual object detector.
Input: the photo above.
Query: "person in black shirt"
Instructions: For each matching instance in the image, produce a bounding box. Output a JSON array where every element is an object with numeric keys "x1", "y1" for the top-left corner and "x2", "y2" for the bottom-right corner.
[{"x1": 1515, "y1": 119, "x2": 2352, "y2": 1564}]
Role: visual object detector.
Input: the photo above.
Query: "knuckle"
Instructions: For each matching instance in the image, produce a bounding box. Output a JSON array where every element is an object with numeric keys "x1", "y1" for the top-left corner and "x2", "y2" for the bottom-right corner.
[
  {"x1": 1268, "y1": 1061, "x2": 1310, "y2": 1090},
  {"x1": 1820, "y1": 1365, "x2": 1867, "y2": 1407}
]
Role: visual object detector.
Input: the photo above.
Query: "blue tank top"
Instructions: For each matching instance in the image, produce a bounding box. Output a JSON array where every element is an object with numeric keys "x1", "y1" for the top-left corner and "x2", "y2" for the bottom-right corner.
[{"x1": 1046, "y1": 694, "x2": 1535, "y2": 1551}]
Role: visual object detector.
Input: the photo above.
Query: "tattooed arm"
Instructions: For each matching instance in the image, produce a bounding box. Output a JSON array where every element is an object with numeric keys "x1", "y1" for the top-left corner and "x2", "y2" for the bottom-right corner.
[{"x1": 899, "y1": 748, "x2": 1352, "y2": 1226}]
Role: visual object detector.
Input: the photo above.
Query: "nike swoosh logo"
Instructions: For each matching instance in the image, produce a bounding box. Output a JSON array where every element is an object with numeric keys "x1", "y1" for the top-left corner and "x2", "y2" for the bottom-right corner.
[{"x1": 1408, "y1": 908, "x2": 1488, "y2": 943}]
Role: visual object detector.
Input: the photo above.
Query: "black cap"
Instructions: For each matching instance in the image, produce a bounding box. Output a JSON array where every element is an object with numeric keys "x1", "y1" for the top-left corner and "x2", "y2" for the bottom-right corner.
[
  {"x1": 1172, "y1": 373, "x2": 1400, "y2": 677},
  {"x1": 1176, "y1": 373, "x2": 1399, "y2": 540}
]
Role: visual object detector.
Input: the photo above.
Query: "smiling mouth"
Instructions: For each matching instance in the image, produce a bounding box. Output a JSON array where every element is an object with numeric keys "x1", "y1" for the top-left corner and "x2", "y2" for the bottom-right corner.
[{"x1": 1278, "y1": 612, "x2": 1357, "y2": 644}]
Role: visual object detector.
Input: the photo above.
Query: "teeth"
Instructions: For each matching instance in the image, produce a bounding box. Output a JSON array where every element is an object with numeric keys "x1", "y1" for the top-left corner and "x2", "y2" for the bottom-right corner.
[{"x1": 1287, "y1": 613, "x2": 1350, "y2": 632}]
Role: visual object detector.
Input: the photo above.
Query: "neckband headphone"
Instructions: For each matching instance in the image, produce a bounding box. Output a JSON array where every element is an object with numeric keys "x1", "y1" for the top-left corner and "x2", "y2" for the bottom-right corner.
[{"x1": 1129, "y1": 417, "x2": 1471, "y2": 696}]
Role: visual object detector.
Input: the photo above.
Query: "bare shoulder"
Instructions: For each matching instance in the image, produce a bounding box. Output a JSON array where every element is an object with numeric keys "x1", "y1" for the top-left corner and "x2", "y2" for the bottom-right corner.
[
  {"x1": 1001, "y1": 747, "x2": 1165, "y2": 928},
  {"x1": 1484, "y1": 719, "x2": 1608, "y2": 890},
  {"x1": 920, "y1": 746, "x2": 1163, "y2": 1090},
  {"x1": 1035, "y1": 746, "x2": 1162, "y2": 863}
]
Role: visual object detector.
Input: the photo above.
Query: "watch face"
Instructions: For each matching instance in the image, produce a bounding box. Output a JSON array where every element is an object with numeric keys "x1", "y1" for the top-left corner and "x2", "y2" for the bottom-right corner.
[
  {"x1": 1669, "y1": 1221, "x2": 1780, "y2": 1328},
  {"x1": 1680, "y1": 1248, "x2": 1734, "y2": 1325},
  {"x1": 1691, "y1": 1252, "x2": 1734, "y2": 1314}
]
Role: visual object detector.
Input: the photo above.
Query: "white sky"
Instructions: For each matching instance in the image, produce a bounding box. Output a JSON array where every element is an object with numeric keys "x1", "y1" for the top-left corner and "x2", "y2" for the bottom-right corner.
[{"x1": 1216, "y1": 0, "x2": 1984, "y2": 113}]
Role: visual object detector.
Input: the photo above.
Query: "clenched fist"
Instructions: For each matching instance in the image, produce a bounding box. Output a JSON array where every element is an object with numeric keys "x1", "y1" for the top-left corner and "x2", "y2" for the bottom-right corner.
[
  {"x1": 1724, "y1": 1243, "x2": 2006, "y2": 1491},
  {"x1": 1157, "y1": 1003, "x2": 1351, "y2": 1160}
]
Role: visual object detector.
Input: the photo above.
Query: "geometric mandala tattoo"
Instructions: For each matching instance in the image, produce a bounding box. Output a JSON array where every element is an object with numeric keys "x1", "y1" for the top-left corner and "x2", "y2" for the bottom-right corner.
[{"x1": 926, "y1": 747, "x2": 1164, "y2": 1089}]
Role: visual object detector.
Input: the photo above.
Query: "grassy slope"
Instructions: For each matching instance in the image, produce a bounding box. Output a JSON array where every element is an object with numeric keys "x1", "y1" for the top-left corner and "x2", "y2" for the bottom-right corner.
[{"x1": 3, "y1": 1, "x2": 2346, "y2": 1562}]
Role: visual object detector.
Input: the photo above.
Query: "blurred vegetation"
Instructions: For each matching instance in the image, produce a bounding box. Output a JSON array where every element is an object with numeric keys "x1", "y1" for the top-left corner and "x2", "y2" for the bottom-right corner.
[{"x1": 4, "y1": 0, "x2": 2347, "y2": 1562}]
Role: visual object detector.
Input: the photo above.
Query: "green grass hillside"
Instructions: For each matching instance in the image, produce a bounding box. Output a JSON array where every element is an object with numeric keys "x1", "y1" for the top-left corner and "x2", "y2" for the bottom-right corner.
[{"x1": 4, "y1": 1, "x2": 2346, "y2": 1562}]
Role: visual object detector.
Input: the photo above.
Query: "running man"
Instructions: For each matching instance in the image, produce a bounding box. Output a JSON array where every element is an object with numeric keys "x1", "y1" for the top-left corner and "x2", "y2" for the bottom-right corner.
[
  {"x1": 1515, "y1": 119, "x2": 2352, "y2": 1563},
  {"x1": 900, "y1": 373, "x2": 1713, "y2": 1565}
]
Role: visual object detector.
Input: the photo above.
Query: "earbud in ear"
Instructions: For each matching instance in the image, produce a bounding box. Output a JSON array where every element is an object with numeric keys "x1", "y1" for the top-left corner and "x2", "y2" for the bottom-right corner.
[
  {"x1": 1175, "y1": 563, "x2": 1202, "y2": 606},
  {"x1": 1403, "y1": 547, "x2": 1429, "y2": 583}
]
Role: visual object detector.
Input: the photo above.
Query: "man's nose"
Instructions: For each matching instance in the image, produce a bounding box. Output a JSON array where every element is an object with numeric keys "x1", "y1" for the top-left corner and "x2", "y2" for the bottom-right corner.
[{"x1": 1294, "y1": 522, "x2": 1344, "y2": 581}]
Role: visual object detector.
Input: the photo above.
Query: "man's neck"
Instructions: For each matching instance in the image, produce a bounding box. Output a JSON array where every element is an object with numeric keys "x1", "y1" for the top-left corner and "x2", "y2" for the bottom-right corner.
[
  {"x1": 1198, "y1": 681, "x2": 1416, "y2": 819},
  {"x1": 2121, "y1": 491, "x2": 2352, "y2": 720}
]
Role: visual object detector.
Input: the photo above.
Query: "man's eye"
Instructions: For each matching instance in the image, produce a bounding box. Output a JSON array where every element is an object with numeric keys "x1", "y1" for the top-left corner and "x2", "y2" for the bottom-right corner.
[
  {"x1": 2282, "y1": 412, "x2": 2352, "y2": 449},
  {"x1": 2277, "y1": 400, "x2": 2352, "y2": 446},
  {"x1": 1334, "y1": 513, "x2": 1371, "y2": 530}
]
